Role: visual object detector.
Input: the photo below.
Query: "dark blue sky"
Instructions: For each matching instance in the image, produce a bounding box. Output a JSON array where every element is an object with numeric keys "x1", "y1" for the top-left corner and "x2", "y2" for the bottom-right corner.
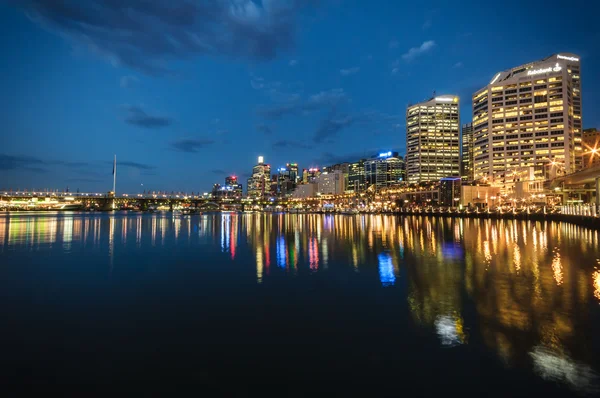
[{"x1": 1, "y1": 0, "x2": 598, "y2": 193}]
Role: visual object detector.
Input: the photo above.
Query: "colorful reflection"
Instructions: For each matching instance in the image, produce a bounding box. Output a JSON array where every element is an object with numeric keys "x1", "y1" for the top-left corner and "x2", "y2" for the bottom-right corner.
[{"x1": 0, "y1": 213, "x2": 599, "y2": 392}]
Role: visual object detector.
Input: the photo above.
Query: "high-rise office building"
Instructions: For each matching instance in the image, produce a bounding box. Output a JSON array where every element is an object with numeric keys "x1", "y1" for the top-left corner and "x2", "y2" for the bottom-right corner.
[
  {"x1": 302, "y1": 168, "x2": 320, "y2": 184},
  {"x1": 406, "y1": 95, "x2": 460, "y2": 183},
  {"x1": 582, "y1": 128, "x2": 599, "y2": 168},
  {"x1": 472, "y1": 53, "x2": 582, "y2": 186},
  {"x1": 347, "y1": 159, "x2": 366, "y2": 193},
  {"x1": 277, "y1": 165, "x2": 297, "y2": 197},
  {"x1": 286, "y1": 163, "x2": 299, "y2": 183},
  {"x1": 364, "y1": 151, "x2": 405, "y2": 191},
  {"x1": 315, "y1": 170, "x2": 345, "y2": 195},
  {"x1": 461, "y1": 123, "x2": 474, "y2": 181},
  {"x1": 247, "y1": 156, "x2": 271, "y2": 198}
]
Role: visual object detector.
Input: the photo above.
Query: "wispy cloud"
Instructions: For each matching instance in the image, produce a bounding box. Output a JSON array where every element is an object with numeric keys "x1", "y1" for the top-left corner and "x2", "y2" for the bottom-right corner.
[
  {"x1": 0, "y1": 154, "x2": 90, "y2": 173},
  {"x1": 272, "y1": 140, "x2": 314, "y2": 150},
  {"x1": 313, "y1": 113, "x2": 354, "y2": 143},
  {"x1": 340, "y1": 67, "x2": 360, "y2": 76},
  {"x1": 289, "y1": 59, "x2": 298, "y2": 66},
  {"x1": 19, "y1": 0, "x2": 317, "y2": 76},
  {"x1": 120, "y1": 75, "x2": 139, "y2": 88},
  {"x1": 402, "y1": 40, "x2": 436, "y2": 61},
  {"x1": 258, "y1": 88, "x2": 348, "y2": 120},
  {"x1": 422, "y1": 19, "x2": 432, "y2": 30},
  {"x1": 389, "y1": 40, "x2": 399, "y2": 49},
  {"x1": 256, "y1": 123, "x2": 273, "y2": 135},
  {"x1": 170, "y1": 138, "x2": 216, "y2": 153},
  {"x1": 454, "y1": 62, "x2": 463, "y2": 68},
  {"x1": 123, "y1": 105, "x2": 173, "y2": 129}
]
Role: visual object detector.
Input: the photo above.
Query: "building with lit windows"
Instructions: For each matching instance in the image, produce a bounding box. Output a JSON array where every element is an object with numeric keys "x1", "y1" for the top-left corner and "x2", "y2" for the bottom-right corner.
[
  {"x1": 583, "y1": 128, "x2": 600, "y2": 168},
  {"x1": 302, "y1": 168, "x2": 320, "y2": 184},
  {"x1": 406, "y1": 95, "x2": 460, "y2": 183},
  {"x1": 364, "y1": 151, "x2": 405, "y2": 191},
  {"x1": 247, "y1": 156, "x2": 271, "y2": 198},
  {"x1": 347, "y1": 159, "x2": 366, "y2": 193},
  {"x1": 276, "y1": 165, "x2": 297, "y2": 197},
  {"x1": 315, "y1": 170, "x2": 345, "y2": 195},
  {"x1": 461, "y1": 123, "x2": 474, "y2": 181},
  {"x1": 472, "y1": 53, "x2": 582, "y2": 189}
]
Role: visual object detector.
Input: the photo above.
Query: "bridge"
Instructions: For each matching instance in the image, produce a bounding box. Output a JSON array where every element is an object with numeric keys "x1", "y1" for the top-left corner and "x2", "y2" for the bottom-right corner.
[
  {"x1": 0, "y1": 191, "x2": 301, "y2": 211},
  {"x1": 546, "y1": 164, "x2": 600, "y2": 208}
]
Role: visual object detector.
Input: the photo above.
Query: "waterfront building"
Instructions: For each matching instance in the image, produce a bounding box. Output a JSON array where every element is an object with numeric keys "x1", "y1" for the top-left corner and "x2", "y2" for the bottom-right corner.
[
  {"x1": 292, "y1": 183, "x2": 317, "y2": 199},
  {"x1": 365, "y1": 151, "x2": 405, "y2": 191},
  {"x1": 316, "y1": 170, "x2": 345, "y2": 195},
  {"x1": 461, "y1": 123, "x2": 474, "y2": 181},
  {"x1": 347, "y1": 159, "x2": 366, "y2": 193},
  {"x1": 472, "y1": 53, "x2": 582, "y2": 188},
  {"x1": 247, "y1": 156, "x2": 271, "y2": 198},
  {"x1": 583, "y1": 128, "x2": 600, "y2": 168},
  {"x1": 439, "y1": 177, "x2": 462, "y2": 206},
  {"x1": 406, "y1": 95, "x2": 461, "y2": 183}
]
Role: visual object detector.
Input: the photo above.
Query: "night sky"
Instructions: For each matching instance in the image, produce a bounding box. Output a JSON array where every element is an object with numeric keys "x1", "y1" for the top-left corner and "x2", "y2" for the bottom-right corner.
[{"x1": 1, "y1": 0, "x2": 598, "y2": 193}]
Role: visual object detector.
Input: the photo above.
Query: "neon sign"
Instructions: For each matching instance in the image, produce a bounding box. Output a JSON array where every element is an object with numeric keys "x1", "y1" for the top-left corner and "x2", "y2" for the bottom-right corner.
[
  {"x1": 379, "y1": 151, "x2": 393, "y2": 158},
  {"x1": 527, "y1": 63, "x2": 562, "y2": 76},
  {"x1": 557, "y1": 54, "x2": 579, "y2": 62}
]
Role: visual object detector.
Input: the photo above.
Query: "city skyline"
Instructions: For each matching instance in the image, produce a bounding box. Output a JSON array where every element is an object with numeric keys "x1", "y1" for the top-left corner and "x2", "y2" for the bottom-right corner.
[{"x1": 1, "y1": 1, "x2": 599, "y2": 193}]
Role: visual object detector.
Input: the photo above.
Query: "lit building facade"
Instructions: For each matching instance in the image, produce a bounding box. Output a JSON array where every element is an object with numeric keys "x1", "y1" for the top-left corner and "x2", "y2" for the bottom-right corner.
[
  {"x1": 364, "y1": 151, "x2": 405, "y2": 191},
  {"x1": 406, "y1": 95, "x2": 460, "y2": 183},
  {"x1": 439, "y1": 177, "x2": 462, "y2": 206},
  {"x1": 277, "y1": 165, "x2": 297, "y2": 197},
  {"x1": 316, "y1": 170, "x2": 345, "y2": 195},
  {"x1": 247, "y1": 156, "x2": 271, "y2": 198},
  {"x1": 582, "y1": 128, "x2": 600, "y2": 168},
  {"x1": 461, "y1": 123, "x2": 474, "y2": 181},
  {"x1": 347, "y1": 159, "x2": 366, "y2": 193},
  {"x1": 302, "y1": 168, "x2": 320, "y2": 184},
  {"x1": 472, "y1": 53, "x2": 582, "y2": 187}
]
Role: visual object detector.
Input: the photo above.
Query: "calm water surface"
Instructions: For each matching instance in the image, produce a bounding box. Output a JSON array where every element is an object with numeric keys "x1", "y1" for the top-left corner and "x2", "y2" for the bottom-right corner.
[{"x1": 1, "y1": 212, "x2": 600, "y2": 394}]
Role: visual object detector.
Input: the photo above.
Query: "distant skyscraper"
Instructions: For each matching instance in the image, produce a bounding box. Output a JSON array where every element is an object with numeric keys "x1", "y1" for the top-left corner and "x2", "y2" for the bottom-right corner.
[
  {"x1": 247, "y1": 156, "x2": 271, "y2": 198},
  {"x1": 364, "y1": 151, "x2": 405, "y2": 191},
  {"x1": 406, "y1": 95, "x2": 460, "y2": 183},
  {"x1": 287, "y1": 163, "x2": 299, "y2": 183},
  {"x1": 347, "y1": 159, "x2": 366, "y2": 193},
  {"x1": 582, "y1": 128, "x2": 600, "y2": 168},
  {"x1": 472, "y1": 53, "x2": 582, "y2": 185},
  {"x1": 302, "y1": 168, "x2": 320, "y2": 184},
  {"x1": 277, "y1": 165, "x2": 297, "y2": 197},
  {"x1": 461, "y1": 123, "x2": 474, "y2": 181}
]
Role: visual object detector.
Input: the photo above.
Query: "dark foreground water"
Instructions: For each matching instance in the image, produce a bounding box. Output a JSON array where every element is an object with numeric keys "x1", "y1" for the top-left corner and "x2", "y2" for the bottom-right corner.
[{"x1": 1, "y1": 212, "x2": 600, "y2": 395}]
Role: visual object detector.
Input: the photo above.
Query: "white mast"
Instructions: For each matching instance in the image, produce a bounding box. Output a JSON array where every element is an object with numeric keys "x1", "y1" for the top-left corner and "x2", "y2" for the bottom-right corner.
[{"x1": 113, "y1": 154, "x2": 117, "y2": 194}]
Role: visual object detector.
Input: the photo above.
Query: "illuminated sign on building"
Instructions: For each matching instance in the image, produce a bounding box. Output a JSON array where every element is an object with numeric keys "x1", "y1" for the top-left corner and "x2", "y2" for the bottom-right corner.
[
  {"x1": 435, "y1": 97, "x2": 458, "y2": 103},
  {"x1": 258, "y1": 156, "x2": 264, "y2": 164},
  {"x1": 527, "y1": 63, "x2": 562, "y2": 76},
  {"x1": 557, "y1": 54, "x2": 579, "y2": 62},
  {"x1": 379, "y1": 151, "x2": 393, "y2": 158}
]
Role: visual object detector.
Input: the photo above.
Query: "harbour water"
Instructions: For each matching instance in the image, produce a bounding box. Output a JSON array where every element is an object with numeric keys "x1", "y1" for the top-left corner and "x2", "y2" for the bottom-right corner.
[{"x1": 1, "y1": 212, "x2": 600, "y2": 394}]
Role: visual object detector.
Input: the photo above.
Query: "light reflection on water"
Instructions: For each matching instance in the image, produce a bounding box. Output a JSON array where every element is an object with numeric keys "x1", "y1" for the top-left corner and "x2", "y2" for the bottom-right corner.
[{"x1": 1, "y1": 212, "x2": 600, "y2": 393}]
